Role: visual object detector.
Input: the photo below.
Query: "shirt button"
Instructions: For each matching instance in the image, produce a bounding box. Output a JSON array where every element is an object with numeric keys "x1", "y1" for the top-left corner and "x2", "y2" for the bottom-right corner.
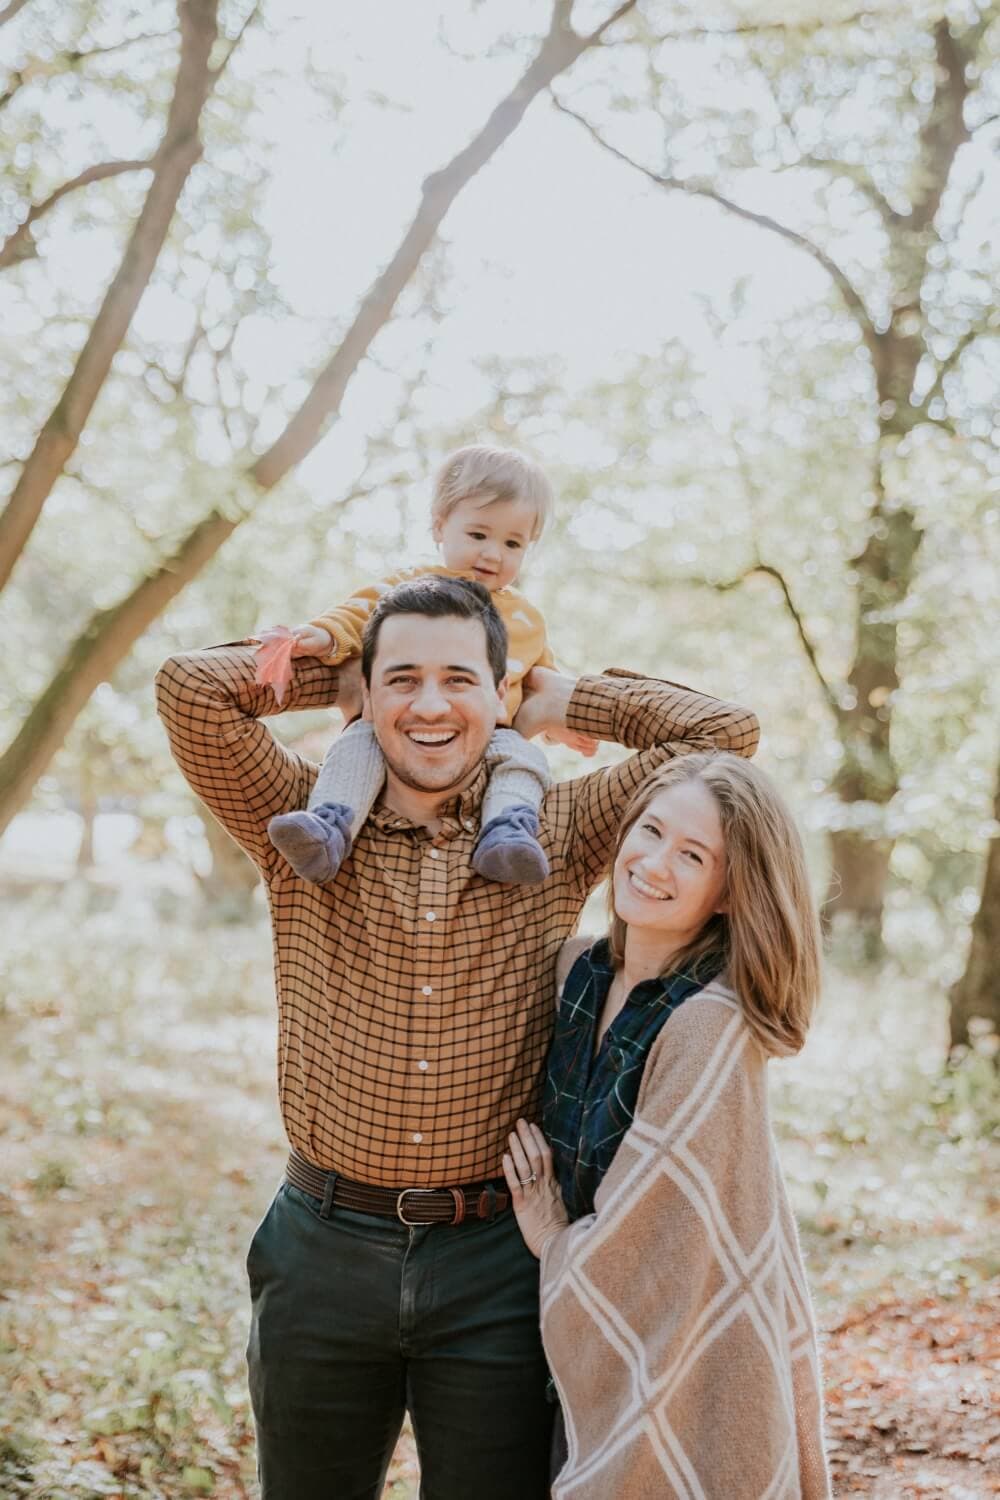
[
  {"x1": 463, "y1": 819, "x2": 475, "y2": 831},
  {"x1": 425, "y1": 910, "x2": 436, "y2": 922},
  {"x1": 429, "y1": 848, "x2": 440, "y2": 859},
  {"x1": 412, "y1": 1132, "x2": 423, "y2": 1144},
  {"x1": 418, "y1": 1060, "x2": 429, "y2": 1071},
  {"x1": 421, "y1": 985, "x2": 433, "y2": 996}
]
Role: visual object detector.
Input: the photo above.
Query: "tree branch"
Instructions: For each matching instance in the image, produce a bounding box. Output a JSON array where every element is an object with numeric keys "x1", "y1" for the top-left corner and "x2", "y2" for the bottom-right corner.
[
  {"x1": 0, "y1": 0, "x2": 32, "y2": 24},
  {"x1": 583, "y1": 0, "x2": 637, "y2": 43},
  {"x1": 0, "y1": 0, "x2": 643, "y2": 830},
  {"x1": 0, "y1": 0, "x2": 220, "y2": 594},
  {"x1": 0, "y1": 30, "x2": 174, "y2": 112},
  {"x1": 904, "y1": 19, "x2": 971, "y2": 235},
  {"x1": 716, "y1": 562, "x2": 842, "y2": 719},
  {"x1": 552, "y1": 96, "x2": 882, "y2": 366},
  {"x1": 653, "y1": 12, "x2": 881, "y2": 43},
  {"x1": 209, "y1": 0, "x2": 262, "y2": 83},
  {"x1": 250, "y1": 0, "x2": 638, "y2": 489},
  {"x1": 0, "y1": 158, "x2": 152, "y2": 270},
  {"x1": 919, "y1": 327, "x2": 981, "y2": 412}
]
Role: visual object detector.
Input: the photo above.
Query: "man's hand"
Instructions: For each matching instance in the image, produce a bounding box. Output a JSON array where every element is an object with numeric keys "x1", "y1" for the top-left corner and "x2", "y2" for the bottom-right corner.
[
  {"x1": 337, "y1": 654, "x2": 364, "y2": 723},
  {"x1": 513, "y1": 665, "x2": 579, "y2": 743}
]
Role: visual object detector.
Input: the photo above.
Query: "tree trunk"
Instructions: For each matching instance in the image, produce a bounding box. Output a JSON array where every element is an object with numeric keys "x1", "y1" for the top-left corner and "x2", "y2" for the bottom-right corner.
[
  {"x1": 0, "y1": 502, "x2": 247, "y2": 834},
  {"x1": 825, "y1": 831, "x2": 893, "y2": 962},
  {"x1": 949, "y1": 763, "x2": 1000, "y2": 1047},
  {"x1": 824, "y1": 490, "x2": 922, "y2": 954},
  {"x1": 0, "y1": 0, "x2": 220, "y2": 592},
  {"x1": 0, "y1": 0, "x2": 637, "y2": 836}
]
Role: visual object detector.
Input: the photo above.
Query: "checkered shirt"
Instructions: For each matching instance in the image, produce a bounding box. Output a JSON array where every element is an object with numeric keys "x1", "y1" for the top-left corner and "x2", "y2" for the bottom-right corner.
[{"x1": 154, "y1": 646, "x2": 758, "y2": 1188}]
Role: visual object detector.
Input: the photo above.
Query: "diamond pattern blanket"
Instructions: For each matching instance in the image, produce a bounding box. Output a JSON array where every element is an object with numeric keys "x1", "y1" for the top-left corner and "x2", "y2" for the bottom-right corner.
[{"x1": 540, "y1": 983, "x2": 831, "y2": 1499}]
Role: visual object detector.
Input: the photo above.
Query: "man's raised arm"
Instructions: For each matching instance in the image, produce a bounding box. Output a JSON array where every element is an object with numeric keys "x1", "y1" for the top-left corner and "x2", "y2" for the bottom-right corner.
[
  {"x1": 518, "y1": 665, "x2": 760, "y2": 894},
  {"x1": 154, "y1": 644, "x2": 343, "y2": 872}
]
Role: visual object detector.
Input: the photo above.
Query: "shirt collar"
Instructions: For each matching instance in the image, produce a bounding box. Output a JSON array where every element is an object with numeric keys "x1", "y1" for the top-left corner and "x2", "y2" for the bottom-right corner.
[
  {"x1": 369, "y1": 763, "x2": 489, "y2": 836},
  {"x1": 583, "y1": 937, "x2": 722, "y2": 1007}
]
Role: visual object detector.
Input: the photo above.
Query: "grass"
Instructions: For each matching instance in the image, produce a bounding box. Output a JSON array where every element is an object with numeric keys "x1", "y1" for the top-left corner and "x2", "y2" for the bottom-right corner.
[{"x1": 1, "y1": 882, "x2": 998, "y2": 1498}]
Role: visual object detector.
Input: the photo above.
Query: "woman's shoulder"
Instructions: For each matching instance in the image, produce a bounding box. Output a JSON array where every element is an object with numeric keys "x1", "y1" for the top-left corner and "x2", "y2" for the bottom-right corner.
[
  {"x1": 641, "y1": 980, "x2": 761, "y2": 1091},
  {"x1": 555, "y1": 935, "x2": 598, "y2": 998},
  {"x1": 631, "y1": 984, "x2": 769, "y2": 1137}
]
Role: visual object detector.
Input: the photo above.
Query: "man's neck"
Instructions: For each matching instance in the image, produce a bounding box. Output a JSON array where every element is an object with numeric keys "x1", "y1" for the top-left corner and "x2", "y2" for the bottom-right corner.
[{"x1": 379, "y1": 768, "x2": 479, "y2": 831}]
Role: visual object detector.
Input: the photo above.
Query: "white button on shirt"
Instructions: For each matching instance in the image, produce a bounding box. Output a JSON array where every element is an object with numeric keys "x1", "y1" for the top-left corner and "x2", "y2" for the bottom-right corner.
[
  {"x1": 412, "y1": 1132, "x2": 423, "y2": 1144},
  {"x1": 418, "y1": 1060, "x2": 429, "y2": 1071},
  {"x1": 425, "y1": 911, "x2": 436, "y2": 922},
  {"x1": 421, "y1": 985, "x2": 433, "y2": 996},
  {"x1": 429, "y1": 848, "x2": 440, "y2": 859}
]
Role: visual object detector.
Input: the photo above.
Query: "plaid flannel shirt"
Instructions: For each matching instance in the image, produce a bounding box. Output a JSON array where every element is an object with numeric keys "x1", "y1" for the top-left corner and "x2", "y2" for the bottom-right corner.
[
  {"x1": 544, "y1": 939, "x2": 723, "y2": 1221},
  {"x1": 154, "y1": 646, "x2": 758, "y2": 1188}
]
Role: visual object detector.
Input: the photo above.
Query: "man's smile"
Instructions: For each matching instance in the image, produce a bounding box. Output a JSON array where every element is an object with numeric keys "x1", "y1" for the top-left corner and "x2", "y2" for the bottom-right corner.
[{"x1": 404, "y1": 728, "x2": 460, "y2": 747}]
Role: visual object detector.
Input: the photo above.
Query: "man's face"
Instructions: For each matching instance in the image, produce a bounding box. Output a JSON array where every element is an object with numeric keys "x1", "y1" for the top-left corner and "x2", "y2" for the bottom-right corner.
[{"x1": 363, "y1": 614, "x2": 507, "y2": 797}]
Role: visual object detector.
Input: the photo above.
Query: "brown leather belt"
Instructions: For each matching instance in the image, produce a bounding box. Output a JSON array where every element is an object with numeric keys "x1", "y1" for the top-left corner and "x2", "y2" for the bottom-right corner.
[{"x1": 285, "y1": 1148, "x2": 511, "y2": 1226}]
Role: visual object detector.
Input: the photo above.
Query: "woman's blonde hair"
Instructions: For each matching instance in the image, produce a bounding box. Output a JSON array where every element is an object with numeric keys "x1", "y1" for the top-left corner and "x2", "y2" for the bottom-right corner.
[
  {"x1": 432, "y1": 444, "x2": 552, "y2": 540},
  {"x1": 606, "y1": 752, "x2": 821, "y2": 1057}
]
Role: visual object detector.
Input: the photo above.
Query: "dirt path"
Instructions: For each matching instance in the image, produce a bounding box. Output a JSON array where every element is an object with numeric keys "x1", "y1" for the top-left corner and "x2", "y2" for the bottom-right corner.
[{"x1": 2, "y1": 910, "x2": 997, "y2": 1498}]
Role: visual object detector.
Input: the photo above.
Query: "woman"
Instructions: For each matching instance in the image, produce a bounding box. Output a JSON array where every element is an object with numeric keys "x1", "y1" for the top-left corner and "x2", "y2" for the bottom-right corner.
[{"x1": 502, "y1": 752, "x2": 831, "y2": 1499}]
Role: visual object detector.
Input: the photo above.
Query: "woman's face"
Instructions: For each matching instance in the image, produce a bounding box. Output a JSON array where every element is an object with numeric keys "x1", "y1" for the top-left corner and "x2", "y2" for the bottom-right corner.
[{"x1": 612, "y1": 780, "x2": 727, "y2": 944}]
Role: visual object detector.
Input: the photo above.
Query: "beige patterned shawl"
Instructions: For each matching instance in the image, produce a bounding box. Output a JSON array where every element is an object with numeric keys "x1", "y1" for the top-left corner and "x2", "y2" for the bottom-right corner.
[{"x1": 540, "y1": 983, "x2": 831, "y2": 1500}]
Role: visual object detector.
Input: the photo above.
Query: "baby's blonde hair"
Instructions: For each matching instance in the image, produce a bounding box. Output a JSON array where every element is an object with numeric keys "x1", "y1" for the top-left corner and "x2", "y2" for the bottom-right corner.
[
  {"x1": 606, "y1": 753, "x2": 822, "y2": 1058},
  {"x1": 432, "y1": 445, "x2": 553, "y2": 540}
]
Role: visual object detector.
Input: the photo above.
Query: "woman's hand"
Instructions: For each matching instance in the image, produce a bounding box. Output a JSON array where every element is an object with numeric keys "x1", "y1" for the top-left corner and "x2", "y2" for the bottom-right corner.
[{"x1": 502, "y1": 1119, "x2": 569, "y2": 1259}]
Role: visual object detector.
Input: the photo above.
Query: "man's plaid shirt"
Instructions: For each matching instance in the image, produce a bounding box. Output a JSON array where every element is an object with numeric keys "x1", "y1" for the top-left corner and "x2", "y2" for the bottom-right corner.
[
  {"x1": 544, "y1": 939, "x2": 723, "y2": 1221},
  {"x1": 155, "y1": 646, "x2": 758, "y2": 1188}
]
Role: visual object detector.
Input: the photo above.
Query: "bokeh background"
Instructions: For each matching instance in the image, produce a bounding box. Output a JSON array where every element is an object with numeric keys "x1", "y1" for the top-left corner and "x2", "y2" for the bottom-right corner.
[{"x1": 1, "y1": 1, "x2": 999, "y2": 1496}]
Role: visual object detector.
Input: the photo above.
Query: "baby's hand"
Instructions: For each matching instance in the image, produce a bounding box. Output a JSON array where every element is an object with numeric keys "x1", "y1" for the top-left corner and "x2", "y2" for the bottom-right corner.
[
  {"x1": 543, "y1": 726, "x2": 599, "y2": 758},
  {"x1": 290, "y1": 624, "x2": 334, "y2": 658}
]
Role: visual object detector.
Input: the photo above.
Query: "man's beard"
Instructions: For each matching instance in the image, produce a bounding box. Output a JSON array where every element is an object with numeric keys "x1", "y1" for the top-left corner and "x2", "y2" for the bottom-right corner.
[{"x1": 380, "y1": 740, "x2": 485, "y2": 795}]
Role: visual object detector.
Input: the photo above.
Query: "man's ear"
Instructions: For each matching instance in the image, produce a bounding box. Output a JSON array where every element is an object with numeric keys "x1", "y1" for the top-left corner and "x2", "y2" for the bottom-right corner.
[
  {"x1": 495, "y1": 674, "x2": 509, "y2": 718},
  {"x1": 361, "y1": 680, "x2": 373, "y2": 722}
]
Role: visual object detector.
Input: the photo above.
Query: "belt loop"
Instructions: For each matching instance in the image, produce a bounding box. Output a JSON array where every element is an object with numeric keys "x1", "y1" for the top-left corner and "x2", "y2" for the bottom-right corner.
[
  {"x1": 320, "y1": 1170, "x2": 338, "y2": 1220},
  {"x1": 477, "y1": 1182, "x2": 497, "y2": 1223},
  {"x1": 448, "y1": 1187, "x2": 465, "y2": 1226}
]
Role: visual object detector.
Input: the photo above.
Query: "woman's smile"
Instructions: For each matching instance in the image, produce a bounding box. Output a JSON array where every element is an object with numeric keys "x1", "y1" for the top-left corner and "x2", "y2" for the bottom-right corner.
[{"x1": 627, "y1": 869, "x2": 672, "y2": 901}]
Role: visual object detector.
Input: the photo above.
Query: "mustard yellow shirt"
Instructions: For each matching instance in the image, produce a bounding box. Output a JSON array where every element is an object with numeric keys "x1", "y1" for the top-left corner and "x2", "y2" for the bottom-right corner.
[{"x1": 311, "y1": 564, "x2": 555, "y2": 718}]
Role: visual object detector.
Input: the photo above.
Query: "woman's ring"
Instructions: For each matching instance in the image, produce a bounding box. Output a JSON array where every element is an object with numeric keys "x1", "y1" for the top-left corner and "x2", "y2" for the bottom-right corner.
[{"x1": 517, "y1": 1173, "x2": 537, "y2": 1187}]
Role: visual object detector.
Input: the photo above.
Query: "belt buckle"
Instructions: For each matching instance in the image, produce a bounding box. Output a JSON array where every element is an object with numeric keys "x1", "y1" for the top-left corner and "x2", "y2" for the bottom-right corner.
[{"x1": 396, "y1": 1188, "x2": 439, "y2": 1226}]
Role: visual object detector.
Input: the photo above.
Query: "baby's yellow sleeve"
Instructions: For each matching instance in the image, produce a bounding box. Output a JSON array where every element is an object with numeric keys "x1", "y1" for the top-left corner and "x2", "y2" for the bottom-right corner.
[{"x1": 311, "y1": 572, "x2": 406, "y2": 667}]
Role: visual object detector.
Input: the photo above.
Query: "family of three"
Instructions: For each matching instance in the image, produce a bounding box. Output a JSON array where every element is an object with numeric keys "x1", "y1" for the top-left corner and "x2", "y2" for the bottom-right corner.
[{"x1": 155, "y1": 445, "x2": 831, "y2": 1499}]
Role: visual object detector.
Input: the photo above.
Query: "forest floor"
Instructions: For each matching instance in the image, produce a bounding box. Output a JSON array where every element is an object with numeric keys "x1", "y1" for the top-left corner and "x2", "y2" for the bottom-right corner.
[{"x1": 1, "y1": 886, "x2": 998, "y2": 1499}]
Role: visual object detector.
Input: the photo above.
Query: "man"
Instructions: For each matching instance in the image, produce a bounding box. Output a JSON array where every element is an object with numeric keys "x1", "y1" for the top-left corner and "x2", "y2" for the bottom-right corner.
[{"x1": 155, "y1": 576, "x2": 759, "y2": 1499}]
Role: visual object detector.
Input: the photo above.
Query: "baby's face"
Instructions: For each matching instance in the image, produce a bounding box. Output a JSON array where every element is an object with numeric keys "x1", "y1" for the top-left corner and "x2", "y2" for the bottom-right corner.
[{"x1": 433, "y1": 495, "x2": 536, "y2": 591}]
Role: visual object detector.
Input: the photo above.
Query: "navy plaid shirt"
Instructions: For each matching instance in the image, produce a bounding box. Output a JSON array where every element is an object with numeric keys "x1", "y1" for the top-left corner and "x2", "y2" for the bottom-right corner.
[{"x1": 543, "y1": 938, "x2": 722, "y2": 1222}]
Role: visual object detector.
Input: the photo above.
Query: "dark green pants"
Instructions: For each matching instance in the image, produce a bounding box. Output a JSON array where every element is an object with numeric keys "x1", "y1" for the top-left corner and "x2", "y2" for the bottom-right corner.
[{"x1": 246, "y1": 1182, "x2": 553, "y2": 1499}]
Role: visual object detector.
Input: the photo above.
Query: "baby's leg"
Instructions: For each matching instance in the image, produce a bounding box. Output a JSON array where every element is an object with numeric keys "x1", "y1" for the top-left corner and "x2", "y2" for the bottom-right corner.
[
  {"x1": 268, "y1": 721, "x2": 385, "y2": 882},
  {"x1": 472, "y1": 729, "x2": 552, "y2": 886}
]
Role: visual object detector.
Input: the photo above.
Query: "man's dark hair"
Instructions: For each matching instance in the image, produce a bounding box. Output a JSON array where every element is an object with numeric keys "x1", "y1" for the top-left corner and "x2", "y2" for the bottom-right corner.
[{"x1": 361, "y1": 576, "x2": 508, "y2": 685}]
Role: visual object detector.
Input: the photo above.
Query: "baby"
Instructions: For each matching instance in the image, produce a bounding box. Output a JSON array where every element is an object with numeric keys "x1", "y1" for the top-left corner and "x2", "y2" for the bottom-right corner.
[{"x1": 263, "y1": 444, "x2": 595, "y2": 886}]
